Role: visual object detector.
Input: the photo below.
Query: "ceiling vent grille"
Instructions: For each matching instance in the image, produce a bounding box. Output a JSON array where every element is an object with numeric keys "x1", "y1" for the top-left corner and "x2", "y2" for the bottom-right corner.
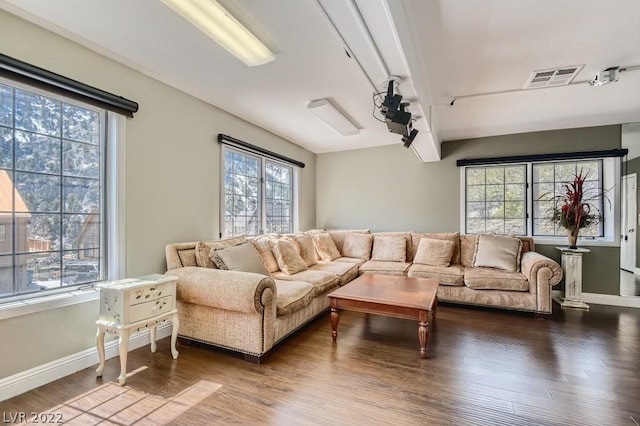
[{"x1": 524, "y1": 65, "x2": 584, "y2": 89}]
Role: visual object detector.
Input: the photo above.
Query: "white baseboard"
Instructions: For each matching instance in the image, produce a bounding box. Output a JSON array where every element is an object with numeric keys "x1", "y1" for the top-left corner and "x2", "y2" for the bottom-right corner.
[
  {"x1": 0, "y1": 323, "x2": 173, "y2": 402},
  {"x1": 582, "y1": 292, "x2": 640, "y2": 308}
]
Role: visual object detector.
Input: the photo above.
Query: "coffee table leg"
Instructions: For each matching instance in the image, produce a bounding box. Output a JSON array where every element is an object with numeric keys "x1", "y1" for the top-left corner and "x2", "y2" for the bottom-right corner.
[
  {"x1": 418, "y1": 310, "x2": 428, "y2": 359},
  {"x1": 330, "y1": 307, "x2": 340, "y2": 342}
]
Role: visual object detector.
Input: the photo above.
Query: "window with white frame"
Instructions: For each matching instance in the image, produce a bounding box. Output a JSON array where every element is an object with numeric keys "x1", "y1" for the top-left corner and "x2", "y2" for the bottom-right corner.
[
  {"x1": 532, "y1": 160, "x2": 604, "y2": 237},
  {"x1": 222, "y1": 146, "x2": 295, "y2": 237},
  {"x1": 0, "y1": 79, "x2": 106, "y2": 299},
  {"x1": 462, "y1": 157, "x2": 618, "y2": 243},
  {"x1": 465, "y1": 165, "x2": 527, "y2": 235}
]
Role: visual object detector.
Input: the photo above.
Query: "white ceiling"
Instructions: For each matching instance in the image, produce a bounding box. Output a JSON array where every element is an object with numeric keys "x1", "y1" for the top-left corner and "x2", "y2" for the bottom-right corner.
[{"x1": 2, "y1": 0, "x2": 640, "y2": 161}]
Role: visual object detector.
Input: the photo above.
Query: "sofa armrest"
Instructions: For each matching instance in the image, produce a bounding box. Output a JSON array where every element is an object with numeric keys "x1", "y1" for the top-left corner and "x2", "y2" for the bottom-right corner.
[
  {"x1": 167, "y1": 267, "x2": 276, "y2": 314},
  {"x1": 521, "y1": 251, "x2": 563, "y2": 315},
  {"x1": 521, "y1": 251, "x2": 563, "y2": 287}
]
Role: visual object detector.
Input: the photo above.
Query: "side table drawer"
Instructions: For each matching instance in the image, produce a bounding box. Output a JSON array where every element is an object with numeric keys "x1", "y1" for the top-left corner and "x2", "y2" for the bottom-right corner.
[
  {"x1": 131, "y1": 282, "x2": 173, "y2": 305},
  {"x1": 130, "y1": 296, "x2": 174, "y2": 323}
]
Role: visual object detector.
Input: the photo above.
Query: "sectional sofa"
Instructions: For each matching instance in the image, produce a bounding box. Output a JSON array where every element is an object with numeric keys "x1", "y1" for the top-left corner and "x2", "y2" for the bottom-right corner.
[{"x1": 165, "y1": 230, "x2": 562, "y2": 362}]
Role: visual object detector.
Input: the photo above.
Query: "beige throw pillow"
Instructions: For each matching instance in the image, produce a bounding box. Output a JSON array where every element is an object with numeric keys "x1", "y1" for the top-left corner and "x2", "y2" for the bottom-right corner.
[
  {"x1": 342, "y1": 232, "x2": 373, "y2": 260},
  {"x1": 271, "y1": 239, "x2": 308, "y2": 275},
  {"x1": 312, "y1": 233, "x2": 341, "y2": 261},
  {"x1": 473, "y1": 234, "x2": 523, "y2": 272},
  {"x1": 293, "y1": 234, "x2": 318, "y2": 266},
  {"x1": 371, "y1": 235, "x2": 407, "y2": 262},
  {"x1": 414, "y1": 238, "x2": 455, "y2": 267},
  {"x1": 195, "y1": 235, "x2": 246, "y2": 268},
  {"x1": 210, "y1": 242, "x2": 270, "y2": 275},
  {"x1": 250, "y1": 236, "x2": 280, "y2": 273}
]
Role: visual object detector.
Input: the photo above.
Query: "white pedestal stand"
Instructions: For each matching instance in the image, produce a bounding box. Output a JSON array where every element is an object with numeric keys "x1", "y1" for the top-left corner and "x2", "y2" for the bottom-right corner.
[{"x1": 554, "y1": 247, "x2": 590, "y2": 310}]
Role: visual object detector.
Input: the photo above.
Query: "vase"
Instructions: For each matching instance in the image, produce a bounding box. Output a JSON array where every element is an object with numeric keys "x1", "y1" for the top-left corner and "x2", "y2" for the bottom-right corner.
[{"x1": 567, "y1": 228, "x2": 578, "y2": 249}]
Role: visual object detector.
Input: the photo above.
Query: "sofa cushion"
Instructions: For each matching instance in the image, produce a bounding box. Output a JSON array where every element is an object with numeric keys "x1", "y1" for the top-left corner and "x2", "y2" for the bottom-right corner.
[
  {"x1": 250, "y1": 236, "x2": 280, "y2": 273},
  {"x1": 407, "y1": 263, "x2": 464, "y2": 286},
  {"x1": 273, "y1": 279, "x2": 315, "y2": 316},
  {"x1": 371, "y1": 235, "x2": 406, "y2": 262},
  {"x1": 293, "y1": 234, "x2": 318, "y2": 267},
  {"x1": 334, "y1": 256, "x2": 368, "y2": 267},
  {"x1": 473, "y1": 234, "x2": 523, "y2": 273},
  {"x1": 342, "y1": 232, "x2": 373, "y2": 260},
  {"x1": 310, "y1": 261, "x2": 358, "y2": 285},
  {"x1": 326, "y1": 229, "x2": 370, "y2": 254},
  {"x1": 271, "y1": 239, "x2": 308, "y2": 275},
  {"x1": 464, "y1": 266, "x2": 529, "y2": 291},
  {"x1": 271, "y1": 269, "x2": 339, "y2": 296},
  {"x1": 312, "y1": 232, "x2": 341, "y2": 261},
  {"x1": 460, "y1": 235, "x2": 478, "y2": 267},
  {"x1": 359, "y1": 260, "x2": 410, "y2": 276},
  {"x1": 411, "y1": 232, "x2": 460, "y2": 264},
  {"x1": 210, "y1": 242, "x2": 270, "y2": 275},
  {"x1": 413, "y1": 238, "x2": 455, "y2": 267},
  {"x1": 195, "y1": 235, "x2": 246, "y2": 269}
]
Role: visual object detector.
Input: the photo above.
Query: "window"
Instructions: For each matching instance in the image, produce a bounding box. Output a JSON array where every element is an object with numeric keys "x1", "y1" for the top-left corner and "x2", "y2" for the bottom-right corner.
[
  {"x1": 532, "y1": 160, "x2": 603, "y2": 237},
  {"x1": 462, "y1": 158, "x2": 618, "y2": 244},
  {"x1": 0, "y1": 79, "x2": 105, "y2": 299},
  {"x1": 465, "y1": 165, "x2": 527, "y2": 235},
  {"x1": 222, "y1": 147, "x2": 296, "y2": 237}
]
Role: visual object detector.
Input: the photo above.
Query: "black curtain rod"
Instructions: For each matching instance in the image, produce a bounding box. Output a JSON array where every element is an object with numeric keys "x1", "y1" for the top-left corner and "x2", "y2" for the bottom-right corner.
[
  {"x1": 0, "y1": 53, "x2": 138, "y2": 117},
  {"x1": 218, "y1": 134, "x2": 305, "y2": 168},
  {"x1": 457, "y1": 148, "x2": 629, "y2": 167}
]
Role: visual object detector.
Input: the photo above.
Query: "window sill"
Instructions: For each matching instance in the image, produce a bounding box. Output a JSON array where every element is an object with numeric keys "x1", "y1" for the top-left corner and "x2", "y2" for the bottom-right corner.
[
  {"x1": 0, "y1": 287, "x2": 100, "y2": 321},
  {"x1": 533, "y1": 236, "x2": 619, "y2": 248}
]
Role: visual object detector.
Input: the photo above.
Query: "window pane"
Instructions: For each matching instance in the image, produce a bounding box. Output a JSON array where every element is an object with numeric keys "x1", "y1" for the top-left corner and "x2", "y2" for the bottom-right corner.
[
  {"x1": 63, "y1": 104, "x2": 100, "y2": 144},
  {"x1": 25, "y1": 214, "x2": 61, "y2": 254},
  {"x1": 265, "y1": 160, "x2": 293, "y2": 234},
  {"x1": 0, "y1": 83, "x2": 13, "y2": 127},
  {"x1": 466, "y1": 168, "x2": 485, "y2": 185},
  {"x1": 0, "y1": 127, "x2": 12, "y2": 169},
  {"x1": 486, "y1": 168, "x2": 504, "y2": 184},
  {"x1": 63, "y1": 177, "x2": 100, "y2": 214},
  {"x1": 15, "y1": 172, "x2": 61, "y2": 213},
  {"x1": 486, "y1": 184, "x2": 504, "y2": 201},
  {"x1": 15, "y1": 89, "x2": 61, "y2": 137},
  {"x1": 15, "y1": 131, "x2": 61, "y2": 174},
  {"x1": 63, "y1": 140, "x2": 100, "y2": 179}
]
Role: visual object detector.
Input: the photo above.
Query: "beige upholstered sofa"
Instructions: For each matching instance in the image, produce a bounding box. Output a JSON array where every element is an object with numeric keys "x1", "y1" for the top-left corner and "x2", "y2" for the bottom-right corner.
[{"x1": 165, "y1": 230, "x2": 562, "y2": 361}]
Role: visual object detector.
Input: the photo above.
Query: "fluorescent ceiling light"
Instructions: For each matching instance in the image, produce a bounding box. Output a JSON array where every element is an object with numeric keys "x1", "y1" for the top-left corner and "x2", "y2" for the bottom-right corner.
[
  {"x1": 307, "y1": 99, "x2": 359, "y2": 136},
  {"x1": 160, "y1": 0, "x2": 275, "y2": 67}
]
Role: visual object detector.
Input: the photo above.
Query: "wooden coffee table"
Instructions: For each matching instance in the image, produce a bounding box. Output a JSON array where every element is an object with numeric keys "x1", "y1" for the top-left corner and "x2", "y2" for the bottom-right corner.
[{"x1": 328, "y1": 274, "x2": 439, "y2": 359}]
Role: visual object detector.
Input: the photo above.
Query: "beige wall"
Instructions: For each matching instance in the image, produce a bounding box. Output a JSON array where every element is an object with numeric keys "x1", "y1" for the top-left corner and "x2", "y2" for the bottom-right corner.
[
  {"x1": 317, "y1": 125, "x2": 622, "y2": 294},
  {"x1": 0, "y1": 10, "x2": 315, "y2": 378}
]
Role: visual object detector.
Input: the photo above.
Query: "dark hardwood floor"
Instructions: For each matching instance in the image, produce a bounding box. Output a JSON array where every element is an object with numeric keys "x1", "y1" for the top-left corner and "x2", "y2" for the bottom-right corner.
[{"x1": 2, "y1": 302, "x2": 640, "y2": 425}]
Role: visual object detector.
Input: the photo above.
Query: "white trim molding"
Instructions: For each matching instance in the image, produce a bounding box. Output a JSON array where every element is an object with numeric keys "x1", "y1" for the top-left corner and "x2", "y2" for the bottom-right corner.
[
  {"x1": 0, "y1": 324, "x2": 173, "y2": 402},
  {"x1": 582, "y1": 292, "x2": 640, "y2": 308}
]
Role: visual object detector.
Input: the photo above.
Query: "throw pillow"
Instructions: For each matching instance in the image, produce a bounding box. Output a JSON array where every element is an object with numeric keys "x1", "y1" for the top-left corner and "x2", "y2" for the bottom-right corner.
[
  {"x1": 473, "y1": 234, "x2": 523, "y2": 272},
  {"x1": 293, "y1": 234, "x2": 318, "y2": 266},
  {"x1": 210, "y1": 242, "x2": 270, "y2": 275},
  {"x1": 312, "y1": 232, "x2": 341, "y2": 261},
  {"x1": 371, "y1": 235, "x2": 406, "y2": 262},
  {"x1": 195, "y1": 235, "x2": 246, "y2": 268},
  {"x1": 414, "y1": 238, "x2": 455, "y2": 267},
  {"x1": 250, "y1": 236, "x2": 280, "y2": 273},
  {"x1": 271, "y1": 239, "x2": 308, "y2": 275},
  {"x1": 342, "y1": 232, "x2": 373, "y2": 260}
]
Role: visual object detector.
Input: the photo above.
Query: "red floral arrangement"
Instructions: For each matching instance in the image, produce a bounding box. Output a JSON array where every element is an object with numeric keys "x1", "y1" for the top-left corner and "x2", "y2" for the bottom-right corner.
[{"x1": 551, "y1": 170, "x2": 603, "y2": 247}]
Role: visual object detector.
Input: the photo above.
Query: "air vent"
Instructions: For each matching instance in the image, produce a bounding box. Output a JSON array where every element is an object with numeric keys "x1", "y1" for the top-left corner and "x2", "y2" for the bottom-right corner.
[{"x1": 524, "y1": 65, "x2": 584, "y2": 89}]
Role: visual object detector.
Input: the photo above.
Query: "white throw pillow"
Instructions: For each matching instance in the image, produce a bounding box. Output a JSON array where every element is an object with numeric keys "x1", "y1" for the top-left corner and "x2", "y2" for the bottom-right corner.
[{"x1": 473, "y1": 234, "x2": 523, "y2": 272}]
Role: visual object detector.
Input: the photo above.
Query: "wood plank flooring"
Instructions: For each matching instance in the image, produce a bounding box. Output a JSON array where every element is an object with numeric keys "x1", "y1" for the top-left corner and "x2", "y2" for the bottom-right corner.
[{"x1": 2, "y1": 302, "x2": 640, "y2": 425}]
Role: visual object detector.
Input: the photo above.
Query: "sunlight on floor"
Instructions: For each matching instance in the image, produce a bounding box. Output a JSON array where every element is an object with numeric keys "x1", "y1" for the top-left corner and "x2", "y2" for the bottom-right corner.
[{"x1": 17, "y1": 380, "x2": 222, "y2": 425}]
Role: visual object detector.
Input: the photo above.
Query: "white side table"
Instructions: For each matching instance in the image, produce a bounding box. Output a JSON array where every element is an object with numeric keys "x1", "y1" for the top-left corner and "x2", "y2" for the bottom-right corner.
[
  {"x1": 95, "y1": 274, "x2": 179, "y2": 385},
  {"x1": 555, "y1": 247, "x2": 590, "y2": 310}
]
